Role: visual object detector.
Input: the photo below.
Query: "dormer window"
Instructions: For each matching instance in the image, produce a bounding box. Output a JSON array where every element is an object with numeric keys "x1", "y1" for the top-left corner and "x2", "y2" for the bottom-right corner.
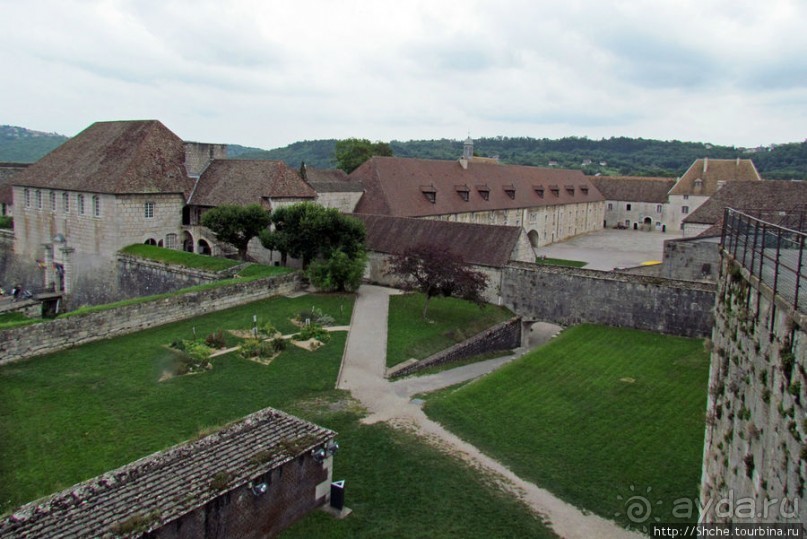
[
  {"x1": 503, "y1": 184, "x2": 516, "y2": 199},
  {"x1": 549, "y1": 184, "x2": 560, "y2": 197},
  {"x1": 580, "y1": 185, "x2": 589, "y2": 194},
  {"x1": 420, "y1": 184, "x2": 437, "y2": 204},
  {"x1": 455, "y1": 185, "x2": 470, "y2": 202},
  {"x1": 534, "y1": 186, "x2": 545, "y2": 198},
  {"x1": 476, "y1": 184, "x2": 490, "y2": 201},
  {"x1": 565, "y1": 185, "x2": 575, "y2": 195}
]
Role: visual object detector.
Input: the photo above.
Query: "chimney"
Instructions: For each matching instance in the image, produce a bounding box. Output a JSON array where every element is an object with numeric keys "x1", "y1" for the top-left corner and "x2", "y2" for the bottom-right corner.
[{"x1": 703, "y1": 157, "x2": 708, "y2": 174}]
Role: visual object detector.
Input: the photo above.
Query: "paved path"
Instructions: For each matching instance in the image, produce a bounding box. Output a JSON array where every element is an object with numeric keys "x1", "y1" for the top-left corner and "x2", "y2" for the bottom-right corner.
[{"x1": 337, "y1": 285, "x2": 642, "y2": 539}]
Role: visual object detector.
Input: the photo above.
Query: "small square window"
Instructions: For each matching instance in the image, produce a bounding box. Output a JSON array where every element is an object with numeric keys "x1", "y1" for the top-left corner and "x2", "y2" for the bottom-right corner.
[
  {"x1": 682, "y1": 206, "x2": 689, "y2": 214},
  {"x1": 626, "y1": 203, "x2": 632, "y2": 211}
]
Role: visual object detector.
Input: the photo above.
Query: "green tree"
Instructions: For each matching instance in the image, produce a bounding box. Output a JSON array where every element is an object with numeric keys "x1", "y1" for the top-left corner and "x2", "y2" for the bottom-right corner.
[
  {"x1": 259, "y1": 202, "x2": 366, "y2": 268},
  {"x1": 386, "y1": 244, "x2": 488, "y2": 319},
  {"x1": 307, "y1": 248, "x2": 367, "y2": 292},
  {"x1": 334, "y1": 138, "x2": 393, "y2": 173},
  {"x1": 200, "y1": 204, "x2": 271, "y2": 261}
]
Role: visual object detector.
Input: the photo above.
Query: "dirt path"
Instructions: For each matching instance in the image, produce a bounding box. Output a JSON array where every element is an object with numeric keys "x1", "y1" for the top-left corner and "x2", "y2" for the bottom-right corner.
[{"x1": 337, "y1": 285, "x2": 642, "y2": 539}]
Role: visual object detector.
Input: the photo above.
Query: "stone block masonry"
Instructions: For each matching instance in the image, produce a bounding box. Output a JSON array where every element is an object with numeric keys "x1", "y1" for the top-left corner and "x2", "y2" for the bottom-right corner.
[
  {"x1": 388, "y1": 317, "x2": 522, "y2": 377},
  {"x1": 0, "y1": 272, "x2": 301, "y2": 365},
  {"x1": 501, "y1": 262, "x2": 716, "y2": 338},
  {"x1": 699, "y1": 256, "x2": 806, "y2": 523}
]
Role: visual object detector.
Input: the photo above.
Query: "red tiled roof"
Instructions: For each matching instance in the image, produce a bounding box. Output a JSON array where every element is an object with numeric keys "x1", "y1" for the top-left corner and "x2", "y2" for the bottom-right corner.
[
  {"x1": 354, "y1": 213, "x2": 524, "y2": 268},
  {"x1": 684, "y1": 180, "x2": 807, "y2": 225},
  {"x1": 351, "y1": 156, "x2": 604, "y2": 217},
  {"x1": 669, "y1": 158, "x2": 761, "y2": 196},
  {"x1": 190, "y1": 160, "x2": 317, "y2": 207},
  {"x1": 304, "y1": 166, "x2": 364, "y2": 193},
  {"x1": 589, "y1": 176, "x2": 675, "y2": 203},
  {"x1": 10, "y1": 120, "x2": 195, "y2": 197}
]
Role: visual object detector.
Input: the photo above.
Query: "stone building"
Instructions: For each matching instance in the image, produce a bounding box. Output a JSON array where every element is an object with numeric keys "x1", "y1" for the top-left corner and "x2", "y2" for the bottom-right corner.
[
  {"x1": 354, "y1": 213, "x2": 536, "y2": 303},
  {"x1": 0, "y1": 407, "x2": 340, "y2": 538},
  {"x1": 668, "y1": 158, "x2": 761, "y2": 235},
  {"x1": 588, "y1": 176, "x2": 676, "y2": 231},
  {"x1": 11, "y1": 120, "x2": 194, "y2": 294},
  {"x1": 184, "y1": 159, "x2": 317, "y2": 262},
  {"x1": 351, "y1": 140, "x2": 605, "y2": 249},
  {"x1": 300, "y1": 165, "x2": 364, "y2": 213}
]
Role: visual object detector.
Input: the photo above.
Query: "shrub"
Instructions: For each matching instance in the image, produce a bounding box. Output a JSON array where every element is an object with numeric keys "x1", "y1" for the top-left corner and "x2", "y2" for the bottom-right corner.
[
  {"x1": 307, "y1": 249, "x2": 366, "y2": 292},
  {"x1": 294, "y1": 323, "x2": 330, "y2": 343},
  {"x1": 239, "y1": 338, "x2": 262, "y2": 359},
  {"x1": 184, "y1": 341, "x2": 213, "y2": 362},
  {"x1": 271, "y1": 337, "x2": 287, "y2": 352},
  {"x1": 259, "y1": 321, "x2": 278, "y2": 338},
  {"x1": 205, "y1": 329, "x2": 227, "y2": 349},
  {"x1": 296, "y1": 306, "x2": 335, "y2": 327},
  {"x1": 0, "y1": 216, "x2": 12, "y2": 229}
]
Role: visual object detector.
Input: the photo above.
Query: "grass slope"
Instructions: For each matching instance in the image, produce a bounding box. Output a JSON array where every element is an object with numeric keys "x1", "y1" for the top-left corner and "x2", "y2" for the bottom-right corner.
[
  {"x1": 424, "y1": 324, "x2": 710, "y2": 527},
  {"x1": 386, "y1": 293, "x2": 513, "y2": 368}
]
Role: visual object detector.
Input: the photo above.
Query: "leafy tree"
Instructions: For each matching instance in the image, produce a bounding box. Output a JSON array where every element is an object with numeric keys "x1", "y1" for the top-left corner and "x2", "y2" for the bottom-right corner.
[
  {"x1": 334, "y1": 138, "x2": 393, "y2": 173},
  {"x1": 200, "y1": 204, "x2": 271, "y2": 260},
  {"x1": 307, "y1": 248, "x2": 367, "y2": 292},
  {"x1": 259, "y1": 202, "x2": 366, "y2": 268},
  {"x1": 386, "y1": 244, "x2": 488, "y2": 319}
]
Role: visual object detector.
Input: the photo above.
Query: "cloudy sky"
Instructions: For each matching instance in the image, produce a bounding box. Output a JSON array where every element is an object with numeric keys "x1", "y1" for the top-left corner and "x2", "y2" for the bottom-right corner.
[{"x1": 2, "y1": 0, "x2": 805, "y2": 150}]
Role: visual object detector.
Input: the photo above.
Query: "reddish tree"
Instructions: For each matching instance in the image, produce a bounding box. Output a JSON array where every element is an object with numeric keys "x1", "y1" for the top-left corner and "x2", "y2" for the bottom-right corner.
[{"x1": 386, "y1": 244, "x2": 488, "y2": 319}]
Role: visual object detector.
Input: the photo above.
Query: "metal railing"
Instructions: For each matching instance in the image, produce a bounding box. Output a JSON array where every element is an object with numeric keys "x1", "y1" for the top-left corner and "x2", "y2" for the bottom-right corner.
[{"x1": 721, "y1": 208, "x2": 807, "y2": 314}]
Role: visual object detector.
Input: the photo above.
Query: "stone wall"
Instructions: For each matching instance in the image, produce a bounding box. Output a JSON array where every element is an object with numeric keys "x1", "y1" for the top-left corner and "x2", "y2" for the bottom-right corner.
[
  {"x1": 387, "y1": 317, "x2": 522, "y2": 378},
  {"x1": 699, "y1": 256, "x2": 807, "y2": 523},
  {"x1": 501, "y1": 263, "x2": 716, "y2": 337},
  {"x1": 116, "y1": 254, "x2": 241, "y2": 297},
  {"x1": 0, "y1": 272, "x2": 301, "y2": 365},
  {"x1": 661, "y1": 236, "x2": 720, "y2": 282}
]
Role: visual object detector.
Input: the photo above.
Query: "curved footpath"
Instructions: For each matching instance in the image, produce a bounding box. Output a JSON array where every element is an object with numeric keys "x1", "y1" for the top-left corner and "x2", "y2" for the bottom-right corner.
[{"x1": 336, "y1": 285, "x2": 642, "y2": 539}]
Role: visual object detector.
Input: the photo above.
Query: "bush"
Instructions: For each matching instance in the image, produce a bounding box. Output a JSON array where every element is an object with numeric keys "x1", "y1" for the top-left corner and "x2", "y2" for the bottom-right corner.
[
  {"x1": 296, "y1": 306, "x2": 335, "y2": 327},
  {"x1": 307, "y1": 249, "x2": 366, "y2": 292},
  {"x1": 239, "y1": 338, "x2": 262, "y2": 359},
  {"x1": 271, "y1": 337, "x2": 287, "y2": 352},
  {"x1": 294, "y1": 323, "x2": 331, "y2": 343},
  {"x1": 0, "y1": 216, "x2": 12, "y2": 229},
  {"x1": 259, "y1": 321, "x2": 278, "y2": 338},
  {"x1": 205, "y1": 329, "x2": 227, "y2": 349}
]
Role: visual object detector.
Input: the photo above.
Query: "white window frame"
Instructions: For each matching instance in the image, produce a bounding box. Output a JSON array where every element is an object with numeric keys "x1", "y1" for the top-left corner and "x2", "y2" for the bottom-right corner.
[
  {"x1": 62, "y1": 192, "x2": 69, "y2": 213},
  {"x1": 92, "y1": 195, "x2": 101, "y2": 218},
  {"x1": 77, "y1": 194, "x2": 85, "y2": 215},
  {"x1": 145, "y1": 201, "x2": 154, "y2": 219}
]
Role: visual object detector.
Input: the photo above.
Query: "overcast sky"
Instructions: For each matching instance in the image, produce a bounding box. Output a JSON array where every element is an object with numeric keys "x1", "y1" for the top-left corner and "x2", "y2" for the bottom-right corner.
[{"x1": 2, "y1": 0, "x2": 806, "y2": 150}]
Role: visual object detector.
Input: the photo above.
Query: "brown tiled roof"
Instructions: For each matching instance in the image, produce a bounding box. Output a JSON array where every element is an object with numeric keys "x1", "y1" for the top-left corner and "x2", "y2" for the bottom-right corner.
[
  {"x1": 354, "y1": 213, "x2": 523, "y2": 268},
  {"x1": 190, "y1": 160, "x2": 317, "y2": 207},
  {"x1": 304, "y1": 166, "x2": 364, "y2": 193},
  {"x1": 669, "y1": 158, "x2": 761, "y2": 196},
  {"x1": 588, "y1": 176, "x2": 675, "y2": 203},
  {"x1": 684, "y1": 180, "x2": 807, "y2": 225},
  {"x1": 0, "y1": 163, "x2": 29, "y2": 205},
  {"x1": 0, "y1": 407, "x2": 334, "y2": 538},
  {"x1": 10, "y1": 121, "x2": 196, "y2": 197},
  {"x1": 351, "y1": 156, "x2": 604, "y2": 217}
]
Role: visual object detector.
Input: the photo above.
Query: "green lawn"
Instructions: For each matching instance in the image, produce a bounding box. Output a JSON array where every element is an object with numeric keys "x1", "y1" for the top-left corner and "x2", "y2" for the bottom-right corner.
[
  {"x1": 536, "y1": 257, "x2": 587, "y2": 268},
  {"x1": 0, "y1": 292, "x2": 555, "y2": 537},
  {"x1": 120, "y1": 244, "x2": 241, "y2": 271},
  {"x1": 386, "y1": 293, "x2": 514, "y2": 368},
  {"x1": 0, "y1": 294, "x2": 354, "y2": 512},
  {"x1": 424, "y1": 324, "x2": 710, "y2": 527},
  {"x1": 0, "y1": 312, "x2": 40, "y2": 330}
]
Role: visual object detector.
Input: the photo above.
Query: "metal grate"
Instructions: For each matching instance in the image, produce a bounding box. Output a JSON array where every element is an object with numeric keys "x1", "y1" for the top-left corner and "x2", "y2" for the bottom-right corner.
[{"x1": 721, "y1": 208, "x2": 807, "y2": 314}]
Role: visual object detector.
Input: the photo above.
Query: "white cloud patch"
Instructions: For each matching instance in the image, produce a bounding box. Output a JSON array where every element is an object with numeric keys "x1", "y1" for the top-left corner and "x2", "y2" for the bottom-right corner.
[{"x1": 0, "y1": 0, "x2": 805, "y2": 148}]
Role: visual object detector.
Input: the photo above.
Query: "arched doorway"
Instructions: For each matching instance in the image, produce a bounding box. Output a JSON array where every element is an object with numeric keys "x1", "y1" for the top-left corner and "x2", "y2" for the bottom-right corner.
[
  {"x1": 182, "y1": 231, "x2": 194, "y2": 253},
  {"x1": 197, "y1": 239, "x2": 211, "y2": 255},
  {"x1": 527, "y1": 229, "x2": 541, "y2": 249},
  {"x1": 144, "y1": 238, "x2": 157, "y2": 246},
  {"x1": 643, "y1": 217, "x2": 652, "y2": 231}
]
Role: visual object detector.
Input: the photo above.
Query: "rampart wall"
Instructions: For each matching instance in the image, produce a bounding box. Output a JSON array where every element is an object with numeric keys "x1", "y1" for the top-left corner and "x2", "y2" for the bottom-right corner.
[
  {"x1": 0, "y1": 272, "x2": 301, "y2": 365},
  {"x1": 501, "y1": 263, "x2": 716, "y2": 337}
]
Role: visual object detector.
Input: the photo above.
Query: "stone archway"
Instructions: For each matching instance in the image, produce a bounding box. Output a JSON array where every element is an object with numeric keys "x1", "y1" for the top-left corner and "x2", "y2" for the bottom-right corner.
[
  {"x1": 197, "y1": 239, "x2": 211, "y2": 255},
  {"x1": 182, "y1": 231, "x2": 194, "y2": 253},
  {"x1": 144, "y1": 238, "x2": 157, "y2": 246},
  {"x1": 527, "y1": 229, "x2": 541, "y2": 249}
]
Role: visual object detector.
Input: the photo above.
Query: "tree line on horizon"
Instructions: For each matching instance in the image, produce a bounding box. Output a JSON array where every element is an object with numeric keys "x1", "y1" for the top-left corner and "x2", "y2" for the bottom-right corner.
[{"x1": 2, "y1": 124, "x2": 805, "y2": 180}]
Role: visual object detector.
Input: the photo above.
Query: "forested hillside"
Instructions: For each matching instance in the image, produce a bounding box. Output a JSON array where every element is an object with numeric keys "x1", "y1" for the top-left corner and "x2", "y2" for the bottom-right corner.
[
  {"x1": 4, "y1": 122, "x2": 805, "y2": 180},
  {"x1": 238, "y1": 136, "x2": 807, "y2": 180},
  {"x1": 0, "y1": 125, "x2": 67, "y2": 162}
]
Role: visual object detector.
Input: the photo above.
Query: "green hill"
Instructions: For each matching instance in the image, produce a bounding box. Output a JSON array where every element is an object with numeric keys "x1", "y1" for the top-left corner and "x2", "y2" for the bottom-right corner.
[{"x1": 0, "y1": 125, "x2": 67, "y2": 163}]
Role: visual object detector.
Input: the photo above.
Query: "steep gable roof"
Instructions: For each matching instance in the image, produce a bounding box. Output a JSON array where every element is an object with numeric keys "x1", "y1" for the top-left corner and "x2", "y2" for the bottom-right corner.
[
  {"x1": 10, "y1": 120, "x2": 195, "y2": 197},
  {"x1": 669, "y1": 158, "x2": 761, "y2": 197},
  {"x1": 354, "y1": 213, "x2": 524, "y2": 268},
  {"x1": 589, "y1": 176, "x2": 675, "y2": 203},
  {"x1": 303, "y1": 166, "x2": 364, "y2": 193},
  {"x1": 684, "y1": 180, "x2": 807, "y2": 226},
  {"x1": 0, "y1": 407, "x2": 334, "y2": 538},
  {"x1": 189, "y1": 159, "x2": 316, "y2": 207},
  {"x1": 351, "y1": 156, "x2": 603, "y2": 218}
]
